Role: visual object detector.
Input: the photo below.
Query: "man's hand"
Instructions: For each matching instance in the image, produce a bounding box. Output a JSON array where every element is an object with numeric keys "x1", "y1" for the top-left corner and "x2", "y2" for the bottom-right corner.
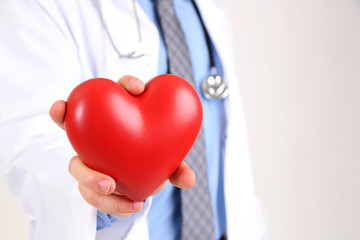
[{"x1": 49, "y1": 75, "x2": 195, "y2": 217}]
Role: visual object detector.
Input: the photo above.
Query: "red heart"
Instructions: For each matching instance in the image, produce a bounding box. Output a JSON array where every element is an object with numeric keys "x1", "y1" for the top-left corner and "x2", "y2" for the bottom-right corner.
[{"x1": 64, "y1": 74, "x2": 202, "y2": 201}]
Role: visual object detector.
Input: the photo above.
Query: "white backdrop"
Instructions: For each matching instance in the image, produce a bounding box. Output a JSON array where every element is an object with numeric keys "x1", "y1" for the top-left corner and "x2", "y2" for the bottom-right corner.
[
  {"x1": 219, "y1": 0, "x2": 360, "y2": 239},
  {"x1": 1, "y1": 0, "x2": 360, "y2": 239}
]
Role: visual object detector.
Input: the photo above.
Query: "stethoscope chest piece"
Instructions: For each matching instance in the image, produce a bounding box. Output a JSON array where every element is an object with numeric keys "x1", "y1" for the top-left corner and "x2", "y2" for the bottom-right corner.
[{"x1": 201, "y1": 75, "x2": 229, "y2": 99}]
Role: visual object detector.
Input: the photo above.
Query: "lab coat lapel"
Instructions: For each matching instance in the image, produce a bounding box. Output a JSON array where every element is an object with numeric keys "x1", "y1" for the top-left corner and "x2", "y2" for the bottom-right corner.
[
  {"x1": 99, "y1": 0, "x2": 160, "y2": 82},
  {"x1": 194, "y1": 0, "x2": 265, "y2": 239}
]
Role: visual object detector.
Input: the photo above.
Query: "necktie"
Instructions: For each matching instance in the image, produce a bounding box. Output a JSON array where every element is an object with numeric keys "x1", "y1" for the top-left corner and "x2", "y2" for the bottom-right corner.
[{"x1": 154, "y1": 0, "x2": 216, "y2": 239}]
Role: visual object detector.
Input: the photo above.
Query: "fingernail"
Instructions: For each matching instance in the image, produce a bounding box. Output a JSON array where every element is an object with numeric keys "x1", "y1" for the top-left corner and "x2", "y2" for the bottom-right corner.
[
  {"x1": 98, "y1": 180, "x2": 111, "y2": 193},
  {"x1": 132, "y1": 201, "x2": 143, "y2": 211}
]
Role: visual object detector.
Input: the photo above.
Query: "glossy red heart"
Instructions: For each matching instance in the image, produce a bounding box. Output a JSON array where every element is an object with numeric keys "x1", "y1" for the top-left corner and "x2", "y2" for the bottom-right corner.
[{"x1": 64, "y1": 74, "x2": 202, "y2": 201}]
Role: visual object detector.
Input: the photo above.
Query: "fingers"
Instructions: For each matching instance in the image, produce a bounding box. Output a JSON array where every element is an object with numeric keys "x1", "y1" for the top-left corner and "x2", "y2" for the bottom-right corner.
[
  {"x1": 78, "y1": 184, "x2": 144, "y2": 217},
  {"x1": 69, "y1": 156, "x2": 193, "y2": 216},
  {"x1": 69, "y1": 156, "x2": 144, "y2": 217},
  {"x1": 49, "y1": 100, "x2": 66, "y2": 130},
  {"x1": 117, "y1": 75, "x2": 145, "y2": 96},
  {"x1": 69, "y1": 156, "x2": 116, "y2": 194},
  {"x1": 169, "y1": 161, "x2": 196, "y2": 189}
]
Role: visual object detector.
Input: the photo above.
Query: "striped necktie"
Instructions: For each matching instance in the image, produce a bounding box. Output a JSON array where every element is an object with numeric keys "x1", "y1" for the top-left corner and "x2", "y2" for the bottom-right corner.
[{"x1": 154, "y1": 0, "x2": 216, "y2": 239}]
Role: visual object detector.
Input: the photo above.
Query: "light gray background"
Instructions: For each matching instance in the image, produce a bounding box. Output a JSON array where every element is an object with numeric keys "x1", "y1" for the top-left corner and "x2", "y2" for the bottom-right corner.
[{"x1": 1, "y1": 0, "x2": 360, "y2": 239}]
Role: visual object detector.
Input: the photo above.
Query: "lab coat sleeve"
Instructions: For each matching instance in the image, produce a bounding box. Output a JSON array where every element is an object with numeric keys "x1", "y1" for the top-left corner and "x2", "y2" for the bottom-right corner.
[{"x1": 0, "y1": 1, "x2": 150, "y2": 239}]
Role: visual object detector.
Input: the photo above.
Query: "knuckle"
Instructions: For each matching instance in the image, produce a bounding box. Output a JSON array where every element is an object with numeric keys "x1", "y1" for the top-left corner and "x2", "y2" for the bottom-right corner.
[
  {"x1": 83, "y1": 174, "x2": 97, "y2": 188},
  {"x1": 87, "y1": 193, "x2": 100, "y2": 208},
  {"x1": 68, "y1": 156, "x2": 77, "y2": 175},
  {"x1": 79, "y1": 184, "x2": 100, "y2": 208},
  {"x1": 116, "y1": 212, "x2": 133, "y2": 218},
  {"x1": 111, "y1": 197, "x2": 132, "y2": 215}
]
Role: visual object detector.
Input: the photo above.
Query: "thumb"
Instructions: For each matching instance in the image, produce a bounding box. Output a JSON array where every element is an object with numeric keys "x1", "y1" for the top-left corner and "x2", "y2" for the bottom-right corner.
[{"x1": 117, "y1": 75, "x2": 145, "y2": 96}]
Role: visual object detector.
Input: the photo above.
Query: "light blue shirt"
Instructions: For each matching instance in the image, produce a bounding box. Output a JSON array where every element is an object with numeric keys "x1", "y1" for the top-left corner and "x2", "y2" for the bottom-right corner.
[{"x1": 97, "y1": 0, "x2": 227, "y2": 239}]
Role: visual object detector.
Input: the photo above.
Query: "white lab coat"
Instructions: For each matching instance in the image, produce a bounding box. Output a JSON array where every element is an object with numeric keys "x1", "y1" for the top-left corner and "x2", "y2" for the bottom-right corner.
[{"x1": 0, "y1": 0, "x2": 266, "y2": 239}]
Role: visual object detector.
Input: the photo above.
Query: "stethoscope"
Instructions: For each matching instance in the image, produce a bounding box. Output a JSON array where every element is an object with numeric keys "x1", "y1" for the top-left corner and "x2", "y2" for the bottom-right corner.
[{"x1": 96, "y1": 0, "x2": 229, "y2": 99}]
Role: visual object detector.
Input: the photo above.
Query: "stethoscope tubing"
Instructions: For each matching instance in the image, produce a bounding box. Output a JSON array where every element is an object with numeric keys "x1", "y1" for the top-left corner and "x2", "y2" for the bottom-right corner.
[
  {"x1": 191, "y1": 0, "x2": 229, "y2": 99},
  {"x1": 96, "y1": 0, "x2": 229, "y2": 99}
]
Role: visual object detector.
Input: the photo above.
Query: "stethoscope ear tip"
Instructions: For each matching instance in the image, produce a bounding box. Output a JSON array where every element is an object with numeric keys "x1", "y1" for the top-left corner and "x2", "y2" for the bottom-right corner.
[{"x1": 201, "y1": 75, "x2": 229, "y2": 99}]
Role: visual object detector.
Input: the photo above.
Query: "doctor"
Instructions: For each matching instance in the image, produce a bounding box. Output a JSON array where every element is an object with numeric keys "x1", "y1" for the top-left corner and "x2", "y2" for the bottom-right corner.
[{"x1": 0, "y1": 0, "x2": 265, "y2": 239}]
